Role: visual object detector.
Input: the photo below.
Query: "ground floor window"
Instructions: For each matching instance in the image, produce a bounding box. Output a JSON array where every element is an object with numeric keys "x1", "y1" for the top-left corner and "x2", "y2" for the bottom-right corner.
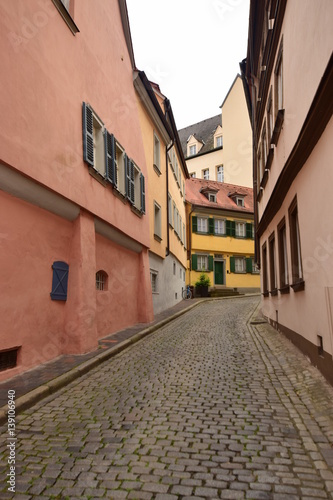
[
  {"x1": 96, "y1": 270, "x2": 108, "y2": 291},
  {"x1": 150, "y1": 270, "x2": 158, "y2": 293}
]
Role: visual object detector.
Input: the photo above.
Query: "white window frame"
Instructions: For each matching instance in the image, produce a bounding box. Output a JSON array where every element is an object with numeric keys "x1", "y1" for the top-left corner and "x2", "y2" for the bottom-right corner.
[
  {"x1": 154, "y1": 201, "x2": 162, "y2": 240},
  {"x1": 235, "y1": 257, "x2": 246, "y2": 274},
  {"x1": 236, "y1": 197, "x2": 245, "y2": 207},
  {"x1": 217, "y1": 165, "x2": 224, "y2": 182},
  {"x1": 189, "y1": 145, "x2": 196, "y2": 156},
  {"x1": 216, "y1": 135, "x2": 223, "y2": 148},
  {"x1": 215, "y1": 219, "x2": 226, "y2": 235},
  {"x1": 197, "y1": 254, "x2": 209, "y2": 272},
  {"x1": 203, "y1": 169, "x2": 209, "y2": 180},
  {"x1": 236, "y1": 221, "x2": 246, "y2": 238},
  {"x1": 153, "y1": 133, "x2": 161, "y2": 172},
  {"x1": 150, "y1": 270, "x2": 158, "y2": 293},
  {"x1": 208, "y1": 193, "x2": 217, "y2": 203},
  {"x1": 197, "y1": 217, "x2": 208, "y2": 233}
]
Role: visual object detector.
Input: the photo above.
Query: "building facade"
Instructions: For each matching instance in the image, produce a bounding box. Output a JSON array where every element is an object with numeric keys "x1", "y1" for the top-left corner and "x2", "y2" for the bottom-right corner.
[
  {"x1": 134, "y1": 71, "x2": 189, "y2": 314},
  {"x1": 178, "y1": 75, "x2": 252, "y2": 188},
  {"x1": 0, "y1": 0, "x2": 153, "y2": 381},
  {"x1": 242, "y1": 0, "x2": 333, "y2": 382},
  {"x1": 186, "y1": 179, "x2": 260, "y2": 293}
]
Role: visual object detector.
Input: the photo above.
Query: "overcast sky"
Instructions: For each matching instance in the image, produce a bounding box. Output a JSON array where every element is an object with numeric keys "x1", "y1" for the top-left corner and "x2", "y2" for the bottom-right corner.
[{"x1": 126, "y1": 0, "x2": 250, "y2": 130}]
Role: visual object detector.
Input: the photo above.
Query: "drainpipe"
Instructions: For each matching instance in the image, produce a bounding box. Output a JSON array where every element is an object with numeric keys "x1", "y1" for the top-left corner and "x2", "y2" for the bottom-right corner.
[
  {"x1": 165, "y1": 139, "x2": 174, "y2": 257},
  {"x1": 188, "y1": 204, "x2": 196, "y2": 286}
]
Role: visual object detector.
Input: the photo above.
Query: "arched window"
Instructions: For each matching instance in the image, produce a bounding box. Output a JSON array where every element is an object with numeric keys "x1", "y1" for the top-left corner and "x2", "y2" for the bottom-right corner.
[{"x1": 96, "y1": 270, "x2": 108, "y2": 291}]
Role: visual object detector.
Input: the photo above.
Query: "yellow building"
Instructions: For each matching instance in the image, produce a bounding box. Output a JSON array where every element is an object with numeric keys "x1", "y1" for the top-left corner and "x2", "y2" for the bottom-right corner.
[
  {"x1": 134, "y1": 71, "x2": 189, "y2": 314},
  {"x1": 178, "y1": 75, "x2": 252, "y2": 188},
  {"x1": 186, "y1": 178, "x2": 260, "y2": 293}
]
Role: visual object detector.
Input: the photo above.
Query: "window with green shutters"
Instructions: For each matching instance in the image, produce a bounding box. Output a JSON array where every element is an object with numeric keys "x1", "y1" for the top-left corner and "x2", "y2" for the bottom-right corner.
[
  {"x1": 192, "y1": 254, "x2": 213, "y2": 272},
  {"x1": 229, "y1": 256, "x2": 256, "y2": 274}
]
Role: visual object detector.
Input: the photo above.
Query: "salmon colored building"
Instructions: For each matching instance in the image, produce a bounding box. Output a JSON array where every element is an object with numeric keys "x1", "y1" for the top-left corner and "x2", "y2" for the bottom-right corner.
[
  {"x1": 0, "y1": 0, "x2": 153, "y2": 381},
  {"x1": 242, "y1": 0, "x2": 333, "y2": 383}
]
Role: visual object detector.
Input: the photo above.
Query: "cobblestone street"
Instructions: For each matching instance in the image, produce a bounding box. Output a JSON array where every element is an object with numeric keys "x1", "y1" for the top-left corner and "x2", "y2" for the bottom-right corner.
[{"x1": 1, "y1": 296, "x2": 333, "y2": 499}]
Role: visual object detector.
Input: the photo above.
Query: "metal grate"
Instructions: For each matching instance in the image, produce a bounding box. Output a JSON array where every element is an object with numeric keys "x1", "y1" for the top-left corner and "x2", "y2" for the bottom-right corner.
[{"x1": 0, "y1": 348, "x2": 18, "y2": 372}]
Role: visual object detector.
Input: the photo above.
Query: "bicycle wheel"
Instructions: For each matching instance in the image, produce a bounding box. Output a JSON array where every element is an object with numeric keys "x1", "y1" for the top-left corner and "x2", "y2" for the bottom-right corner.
[{"x1": 182, "y1": 288, "x2": 187, "y2": 300}]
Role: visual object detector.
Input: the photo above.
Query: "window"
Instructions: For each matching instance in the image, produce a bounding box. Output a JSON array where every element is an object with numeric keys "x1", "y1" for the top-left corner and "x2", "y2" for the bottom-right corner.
[
  {"x1": 183, "y1": 223, "x2": 186, "y2": 248},
  {"x1": 96, "y1": 270, "x2": 108, "y2": 291},
  {"x1": 236, "y1": 197, "x2": 245, "y2": 207},
  {"x1": 60, "y1": 0, "x2": 70, "y2": 9},
  {"x1": 215, "y1": 219, "x2": 226, "y2": 235},
  {"x1": 235, "y1": 222, "x2": 246, "y2": 238},
  {"x1": 275, "y1": 43, "x2": 283, "y2": 116},
  {"x1": 289, "y1": 197, "x2": 304, "y2": 289},
  {"x1": 180, "y1": 216, "x2": 183, "y2": 242},
  {"x1": 198, "y1": 255, "x2": 209, "y2": 271},
  {"x1": 262, "y1": 243, "x2": 269, "y2": 296},
  {"x1": 278, "y1": 218, "x2": 289, "y2": 292},
  {"x1": 173, "y1": 261, "x2": 176, "y2": 275},
  {"x1": 173, "y1": 202, "x2": 177, "y2": 233},
  {"x1": 197, "y1": 217, "x2": 208, "y2": 233},
  {"x1": 154, "y1": 133, "x2": 160, "y2": 172},
  {"x1": 235, "y1": 257, "x2": 246, "y2": 273},
  {"x1": 190, "y1": 172, "x2": 196, "y2": 178},
  {"x1": 203, "y1": 169, "x2": 209, "y2": 180},
  {"x1": 217, "y1": 165, "x2": 224, "y2": 182},
  {"x1": 115, "y1": 141, "x2": 126, "y2": 195},
  {"x1": 208, "y1": 193, "x2": 216, "y2": 203},
  {"x1": 189, "y1": 145, "x2": 196, "y2": 156},
  {"x1": 262, "y1": 124, "x2": 268, "y2": 168},
  {"x1": 180, "y1": 268, "x2": 182, "y2": 279},
  {"x1": 216, "y1": 136, "x2": 223, "y2": 148},
  {"x1": 52, "y1": 0, "x2": 79, "y2": 34},
  {"x1": 82, "y1": 103, "x2": 106, "y2": 176},
  {"x1": 267, "y1": 88, "x2": 274, "y2": 141},
  {"x1": 252, "y1": 259, "x2": 260, "y2": 274},
  {"x1": 257, "y1": 144, "x2": 263, "y2": 185},
  {"x1": 150, "y1": 270, "x2": 158, "y2": 293},
  {"x1": 154, "y1": 202, "x2": 162, "y2": 241},
  {"x1": 269, "y1": 233, "x2": 277, "y2": 294}
]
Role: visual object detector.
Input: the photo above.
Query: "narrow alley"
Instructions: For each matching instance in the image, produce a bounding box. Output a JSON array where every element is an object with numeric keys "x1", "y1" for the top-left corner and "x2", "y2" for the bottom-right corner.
[{"x1": 1, "y1": 296, "x2": 333, "y2": 499}]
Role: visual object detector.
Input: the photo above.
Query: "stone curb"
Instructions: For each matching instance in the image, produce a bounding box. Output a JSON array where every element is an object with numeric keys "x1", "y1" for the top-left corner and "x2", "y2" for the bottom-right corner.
[{"x1": 0, "y1": 293, "x2": 260, "y2": 426}]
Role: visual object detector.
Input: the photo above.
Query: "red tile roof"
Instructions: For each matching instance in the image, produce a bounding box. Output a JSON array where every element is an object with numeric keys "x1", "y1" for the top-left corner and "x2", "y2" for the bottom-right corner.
[{"x1": 185, "y1": 178, "x2": 254, "y2": 213}]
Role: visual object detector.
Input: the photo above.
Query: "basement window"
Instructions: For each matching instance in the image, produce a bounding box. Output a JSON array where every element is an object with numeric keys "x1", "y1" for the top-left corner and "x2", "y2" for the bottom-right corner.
[
  {"x1": 96, "y1": 270, "x2": 108, "y2": 291},
  {"x1": 0, "y1": 347, "x2": 19, "y2": 372}
]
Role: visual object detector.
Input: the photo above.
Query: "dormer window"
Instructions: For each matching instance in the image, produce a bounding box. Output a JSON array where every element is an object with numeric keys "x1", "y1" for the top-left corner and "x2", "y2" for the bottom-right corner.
[
  {"x1": 200, "y1": 186, "x2": 218, "y2": 203},
  {"x1": 189, "y1": 145, "x2": 196, "y2": 156},
  {"x1": 208, "y1": 193, "x2": 217, "y2": 203},
  {"x1": 236, "y1": 197, "x2": 245, "y2": 207},
  {"x1": 216, "y1": 136, "x2": 223, "y2": 148}
]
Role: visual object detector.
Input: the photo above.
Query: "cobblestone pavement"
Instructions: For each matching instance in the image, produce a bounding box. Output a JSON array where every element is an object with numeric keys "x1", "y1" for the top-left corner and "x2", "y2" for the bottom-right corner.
[{"x1": 1, "y1": 296, "x2": 333, "y2": 499}]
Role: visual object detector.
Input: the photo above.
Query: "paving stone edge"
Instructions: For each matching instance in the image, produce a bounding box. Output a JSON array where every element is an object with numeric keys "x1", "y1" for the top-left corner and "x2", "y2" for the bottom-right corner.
[{"x1": 0, "y1": 294, "x2": 260, "y2": 425}]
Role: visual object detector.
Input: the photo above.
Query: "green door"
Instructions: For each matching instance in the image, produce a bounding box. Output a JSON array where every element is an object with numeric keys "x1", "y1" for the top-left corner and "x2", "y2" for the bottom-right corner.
[{"x1": 214, "y1": 261, "x2": 224, "y2": 285}]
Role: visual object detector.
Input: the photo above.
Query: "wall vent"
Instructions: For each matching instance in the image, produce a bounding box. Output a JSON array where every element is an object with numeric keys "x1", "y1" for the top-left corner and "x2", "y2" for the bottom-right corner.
[{"x1": 0, "y1": 347, "x2": 19, "y2": 372}]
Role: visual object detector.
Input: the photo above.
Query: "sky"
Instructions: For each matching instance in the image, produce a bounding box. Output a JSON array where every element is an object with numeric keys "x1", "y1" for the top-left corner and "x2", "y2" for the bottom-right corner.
[{"x1": 126, "y1": 0, "x2": 250, "y2": 130}]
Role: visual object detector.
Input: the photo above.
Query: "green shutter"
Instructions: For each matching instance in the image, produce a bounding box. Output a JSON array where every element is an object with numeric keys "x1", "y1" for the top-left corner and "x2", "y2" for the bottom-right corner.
[
  {"x1": 246, "y1": 257, "x2": 253, "y2": 273},
  {"x1": 226, "y1": 220, "x2": 231, "y2": 236},
  {"x1": 209, "y1": 218, "x2": 214, "y2": 235},
  {"x1": 231, "y1": 221, "x2": 236, "y2": 237},
  {"x1": 246, "y1": 223, "x2": 253, "y2": 239},
  {"x1": 230, "y1": 256, "x2": 235, "y2": 273},
  {"x1": 140, "y1": 174, "x2": 145, "y2": 214},
  {"x1": 192, "y1": 254, "x2": 198, "y2": 271},
  {"x1": 192, "y1": 216, "x2": 198, "y2": 233},
  {"x1": 208, "y1": 255, "x2": 214, "y2": 271},
  {"x1": 105, "y1": 131, "x2": 116, "y2": 184}
]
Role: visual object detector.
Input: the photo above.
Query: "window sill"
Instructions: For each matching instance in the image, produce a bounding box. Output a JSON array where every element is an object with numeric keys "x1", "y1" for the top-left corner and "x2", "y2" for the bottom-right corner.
[
  {"x1": 279, "y1": 285, "x2": 290, "y2": 294},
  {"x1": 260, "y1": 169, "x2": 269, "y2": 189},
  {"x1": 113, "y1": 187, "x2": 127, "y2": 204},
  {"x1": 291, "y1": 280, "x2": 305, "y2": 292},
  {"x1": 269, "y1": 289, "x2": 278, "y2": 296},
  {"x1": 131, "y1": 205, "x2": 143, "y2": 218},
  {"x1": 271, "y1": 109, "x2": 285, "y2": 146},
  {"x1": 51, "y1": 0, "x2": 79, "y2": 35},
  {"x1": 257, "y1": 188, "x2": 263, "y2": 202},
  {"x1": 154, "y1": 234, "x2": 162, "y2": 242},
  {"x1": 89, "y1": 168, "x2": 108, "y2": 186},
  {"x1": 153, "y1": 164, "x2": 161, "y2": 176}
]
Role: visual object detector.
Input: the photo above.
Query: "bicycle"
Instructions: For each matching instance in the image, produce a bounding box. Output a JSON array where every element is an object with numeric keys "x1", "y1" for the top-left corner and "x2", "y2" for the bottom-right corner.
[{"x1": 182, "y1": 285, "x2": 192, "y2": 300}]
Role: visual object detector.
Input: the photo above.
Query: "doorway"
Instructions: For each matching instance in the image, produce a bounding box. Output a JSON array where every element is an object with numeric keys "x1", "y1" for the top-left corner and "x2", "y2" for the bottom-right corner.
[{"x1": 214, "y1": 260, "x2": 224, "y2": 285}]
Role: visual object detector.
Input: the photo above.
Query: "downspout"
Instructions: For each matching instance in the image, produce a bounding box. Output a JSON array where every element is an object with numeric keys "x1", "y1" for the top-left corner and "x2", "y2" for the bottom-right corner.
[{"x1": 165, "y1": 139, "x2": 174, "y2": 257}]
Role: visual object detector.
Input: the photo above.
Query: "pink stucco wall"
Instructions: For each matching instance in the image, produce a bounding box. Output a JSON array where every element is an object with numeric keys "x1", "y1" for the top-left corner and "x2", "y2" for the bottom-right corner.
[
  {"x1": 0, "y1": 191, "x2": 73, "y2": 381},
  {"x1": 0, "y1": 0, "x2": 150, "y2": 248}
]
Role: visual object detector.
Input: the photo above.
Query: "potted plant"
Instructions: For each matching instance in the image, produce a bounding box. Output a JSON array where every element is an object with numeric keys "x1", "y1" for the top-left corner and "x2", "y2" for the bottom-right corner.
[{"x1": 195, "y1": 273, "x2": 211, "y2": 297}]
